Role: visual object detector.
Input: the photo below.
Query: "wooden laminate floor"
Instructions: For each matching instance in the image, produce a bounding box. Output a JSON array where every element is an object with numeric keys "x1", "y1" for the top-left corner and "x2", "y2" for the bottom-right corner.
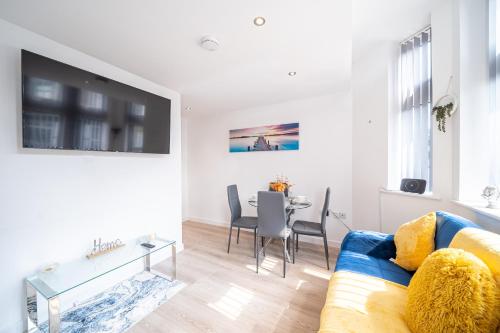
[{"x1": 129, "y1": 221, "x2": 338, "y2": 333}]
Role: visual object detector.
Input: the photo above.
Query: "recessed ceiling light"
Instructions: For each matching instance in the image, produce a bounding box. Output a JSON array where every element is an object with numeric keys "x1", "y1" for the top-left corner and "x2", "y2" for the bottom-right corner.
[
  {"x1": 288, "y1": 71, "x2": 297, "y2": 76},
  {"x1": 253, "y1": 16, "x2": 266, "y2": 26}
]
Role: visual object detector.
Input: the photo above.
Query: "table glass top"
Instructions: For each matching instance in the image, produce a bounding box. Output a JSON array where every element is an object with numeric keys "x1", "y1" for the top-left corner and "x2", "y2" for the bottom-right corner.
[
  {"x1": 248, "y1": 196, "x2": 312, "y2": 209},
  {"x1": 26, "y1": 236, "x2": 175, "y2": 299}
]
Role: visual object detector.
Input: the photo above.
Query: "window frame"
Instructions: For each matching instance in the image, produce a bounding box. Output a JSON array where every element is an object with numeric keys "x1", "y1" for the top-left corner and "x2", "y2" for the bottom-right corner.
[{"x1": 391, "y1": 26, "x2": 433, "y2": 193}]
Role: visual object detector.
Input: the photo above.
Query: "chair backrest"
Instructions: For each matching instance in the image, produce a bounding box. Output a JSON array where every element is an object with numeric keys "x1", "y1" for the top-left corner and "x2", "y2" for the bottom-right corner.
[
  {"x1": 227, "y1": 184, "x2": 242, "y2": 224},
  {"x1": 320, "y1": 187, "x2": 331, "y2": 232},
  {"x1": 257, "y1": 191, "x2": 287, "y2": 237}
]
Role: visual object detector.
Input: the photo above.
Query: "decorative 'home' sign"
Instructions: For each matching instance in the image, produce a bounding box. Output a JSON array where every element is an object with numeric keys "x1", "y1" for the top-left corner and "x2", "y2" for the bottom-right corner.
[
  {"x1": 229, "y1": 122, "x2": 299, "y2": 153},
  {"x1": 87, "y1": 238, "x2": 124, "y2": 259}
]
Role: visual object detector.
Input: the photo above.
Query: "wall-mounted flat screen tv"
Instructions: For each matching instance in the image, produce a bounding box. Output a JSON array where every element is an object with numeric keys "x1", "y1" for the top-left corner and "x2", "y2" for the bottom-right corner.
[{"x1": 21, "y1": 50, "x2": 171, "y2": 154}]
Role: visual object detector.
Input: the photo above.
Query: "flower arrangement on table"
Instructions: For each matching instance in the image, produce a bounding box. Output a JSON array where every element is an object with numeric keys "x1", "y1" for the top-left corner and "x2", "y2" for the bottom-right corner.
[{"x1": 269, "y1": 175, "x2": 293, "y2": 197}]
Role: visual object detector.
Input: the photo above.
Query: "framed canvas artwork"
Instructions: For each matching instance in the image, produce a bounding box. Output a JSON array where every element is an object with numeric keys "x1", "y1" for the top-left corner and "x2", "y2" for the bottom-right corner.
[{"x1": 229, "y1": 122, "x2": 299, "y2": 153}]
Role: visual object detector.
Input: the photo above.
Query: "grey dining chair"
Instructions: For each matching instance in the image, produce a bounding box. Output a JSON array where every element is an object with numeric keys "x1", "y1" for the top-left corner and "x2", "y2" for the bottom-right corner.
[
  {"x1": 227, "y1": 184, "x2": 258, "y2": 257},
  {"x1": 292, "y1": 187, "x2": 331, "y2": 269},
  {"x1": 256, "y1": 191, "x2": 292, "y2": 278}
]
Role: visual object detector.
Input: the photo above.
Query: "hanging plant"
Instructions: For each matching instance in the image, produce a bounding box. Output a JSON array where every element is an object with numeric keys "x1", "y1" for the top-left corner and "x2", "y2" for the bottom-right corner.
[
  {"x1": 432, "y1": 102, "x2": 454, "y2": 132},
  {"x1": 432, "y1": 76, "x2": 457, "y2": 133}
]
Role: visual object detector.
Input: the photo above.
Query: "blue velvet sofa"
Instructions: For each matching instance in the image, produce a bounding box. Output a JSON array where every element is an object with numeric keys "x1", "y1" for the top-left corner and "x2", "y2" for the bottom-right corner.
[
  {"x1": 334, "y1": 211, "x2": 479, "y2": 286},
  {"x1": 318, "y1": 211, "x2": 487, "y2": 333}
]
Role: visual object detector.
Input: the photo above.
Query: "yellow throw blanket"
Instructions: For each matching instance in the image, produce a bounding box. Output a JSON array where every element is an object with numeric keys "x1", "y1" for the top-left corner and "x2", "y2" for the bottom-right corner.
[{"x1": 319, "y1": 271, "x2": 410, "y2": 333}]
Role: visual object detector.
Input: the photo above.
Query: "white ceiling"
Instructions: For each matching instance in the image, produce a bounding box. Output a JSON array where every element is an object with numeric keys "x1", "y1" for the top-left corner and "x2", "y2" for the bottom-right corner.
[
  {"x1": 0, "y1": 0, "x2": 352, "y2": 115},
  {"x1": 353, "y1": 0, "x2": 433, "y2": 61},
  {"x1": 0, "y1": 0, "x2": 433, "y2": 115}
]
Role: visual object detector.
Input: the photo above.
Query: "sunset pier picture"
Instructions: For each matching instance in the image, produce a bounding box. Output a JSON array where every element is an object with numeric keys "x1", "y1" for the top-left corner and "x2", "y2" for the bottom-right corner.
[{"x1": 229, "y1": 122, "x2": 299, "y2": 153}]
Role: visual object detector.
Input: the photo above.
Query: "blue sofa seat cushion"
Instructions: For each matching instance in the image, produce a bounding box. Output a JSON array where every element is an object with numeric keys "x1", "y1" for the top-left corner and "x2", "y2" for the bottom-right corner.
[
  {"x1": 339, "y1": 231, "x2": 397, "y2": 260},
  {"x1": 335, "y1": 231, "x2": 413, "y2": 286},
  {"x1": 335, "y1": 250, "x2": 414, "y2": 286}
]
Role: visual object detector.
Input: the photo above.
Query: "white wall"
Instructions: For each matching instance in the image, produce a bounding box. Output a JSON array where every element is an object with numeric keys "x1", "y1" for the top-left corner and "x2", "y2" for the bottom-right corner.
[
  {"x1": 185, "y1": 93, "x2": 353, "y2": 247},
  {"x1": 457, "y1": 0, "x2": 491, "y2": 200},
  {"x1": 352, "y1": 0, "x2": 500, "y2": 235},
  {"x1": 0, "y1": 19, "x2": 182, "y2": 333},
  {"x1": 181, "y1": 115, "x2": 189, "y2": 220},
  {"x1": 352, "y1": 42, "x2": 395, "y2": 231}
]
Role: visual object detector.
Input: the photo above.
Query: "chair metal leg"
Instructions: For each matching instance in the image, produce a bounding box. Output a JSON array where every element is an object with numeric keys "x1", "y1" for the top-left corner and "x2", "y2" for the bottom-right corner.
[
  {"x1": 227, "y1": 226, "x2": 232, "y2": 253},
  {"x1": 237, "y1": 227, "x2": 240, "y2": 244},
  {"x1": 256, "y1": 234, "x2": 260, "y2": 274},
  {"x1": 283, "y1": 238, "x2": 287, "y2": 277},
  {"x1": 262, "y1": 237, "x2": 266, "y2": 256},
  {"x1": 253, "y1": 229, "x2": 257, "y2": 258},
  {"x1": 296, "y1": 234, "x2": 299, "y2": 252},
  {"x1": 323, "y1": 235, "x2": 330, "y2": 270},
  {"x1": 286, "y1": 209, "x2": 295, "y2": 226},
  {"x1": 292, "y1": 233, "x2": 295, "y2": 264}
]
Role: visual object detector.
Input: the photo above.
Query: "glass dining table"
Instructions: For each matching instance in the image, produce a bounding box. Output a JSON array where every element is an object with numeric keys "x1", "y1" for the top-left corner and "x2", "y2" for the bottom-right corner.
[
  {"x1": 248, "y1": 196, "x2": 312, "y2": 209},
  {"x1": 248, "y1": 196, "x2": 312, "y2": 224}
]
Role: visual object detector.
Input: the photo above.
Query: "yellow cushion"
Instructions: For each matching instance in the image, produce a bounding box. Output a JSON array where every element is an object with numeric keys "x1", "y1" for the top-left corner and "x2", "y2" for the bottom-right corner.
[
  {"x1": 394, "y1": 212, "x2": 436, "y2": 271},
  {"x1": 449, "y1": 227, "x2": 500, "y2": 285},
  {"x1": 318, "y1": 271, "x2": 410, "y2": 333},
  {"x1": 406, "y1": 248, "x2": 500, "y2": 333}
]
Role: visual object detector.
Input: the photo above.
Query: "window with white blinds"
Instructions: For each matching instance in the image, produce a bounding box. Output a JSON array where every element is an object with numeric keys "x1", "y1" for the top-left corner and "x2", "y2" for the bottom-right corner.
[
  {"x1": 399, "y1": 27, "x2": 433, "y2": 190},
  {"x1": 490, "y1": 0, "x2": 500, "y2": 188}
]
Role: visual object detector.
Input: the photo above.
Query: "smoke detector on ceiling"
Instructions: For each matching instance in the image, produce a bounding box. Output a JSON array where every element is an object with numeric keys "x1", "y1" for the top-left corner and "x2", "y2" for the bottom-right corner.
[{"x1": 200, "y1": 35, "x2": 219, "y2": 51}]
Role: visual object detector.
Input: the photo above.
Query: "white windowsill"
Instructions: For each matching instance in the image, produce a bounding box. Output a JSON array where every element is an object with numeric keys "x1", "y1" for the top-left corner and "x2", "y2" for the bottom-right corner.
[
  {"x1": 379, "y1": 188, "x2": 441, "y2": 201},
  {"x1": 452, "y1": 200, "x2": 500, "y2": 222}
]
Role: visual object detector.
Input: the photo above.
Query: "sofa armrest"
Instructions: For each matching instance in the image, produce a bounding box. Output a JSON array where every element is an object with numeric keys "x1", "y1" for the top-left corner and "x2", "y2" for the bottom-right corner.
[{"x1": 340, "y1": 231, "x2": 396, "y2": 260}]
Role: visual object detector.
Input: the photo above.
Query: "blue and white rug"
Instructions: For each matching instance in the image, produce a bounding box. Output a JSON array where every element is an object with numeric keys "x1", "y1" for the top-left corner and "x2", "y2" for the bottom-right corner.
[{"x1": 38, "y1": 272, "x2": 184, "y2": 333}]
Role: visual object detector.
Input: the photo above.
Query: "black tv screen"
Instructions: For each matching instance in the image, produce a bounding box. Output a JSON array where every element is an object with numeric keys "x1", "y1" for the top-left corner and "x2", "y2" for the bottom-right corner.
[{"x1": 21, "y1": 50, "x2": 171, "y2": 154}]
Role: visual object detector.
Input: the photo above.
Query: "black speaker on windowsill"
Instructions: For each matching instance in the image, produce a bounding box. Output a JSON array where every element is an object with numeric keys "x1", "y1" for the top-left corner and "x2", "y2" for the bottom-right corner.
[{"x1": 400, "y1": 178, "x2": 427, "y2": 194}]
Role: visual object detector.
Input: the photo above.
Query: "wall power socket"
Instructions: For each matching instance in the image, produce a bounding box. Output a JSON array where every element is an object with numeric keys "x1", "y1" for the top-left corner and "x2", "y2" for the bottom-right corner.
[{"x1": 329, "y1": 210, "x2": 346, "y2": 219}]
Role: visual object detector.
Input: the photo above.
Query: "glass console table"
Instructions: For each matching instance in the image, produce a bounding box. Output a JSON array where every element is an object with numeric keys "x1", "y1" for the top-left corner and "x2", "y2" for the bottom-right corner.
[{"x1": 25, "y1": 236, "x2": 176, "y2": 333}]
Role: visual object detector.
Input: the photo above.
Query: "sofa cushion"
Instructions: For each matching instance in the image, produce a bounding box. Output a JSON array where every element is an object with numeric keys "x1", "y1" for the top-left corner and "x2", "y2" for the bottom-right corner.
[
  {"x1": 339, "y1": 230, "x2": 397, "y2": 260},
  {"x1": 405, "y1": 248, "x2": 500, "y2": 333},
  {"x1": 435, "y1": 211, "x2": 479, "y2": 249},
  {"x1": 394, "y1": 212, "x2": 436, "y2": 271},
  {"x1": 335, "y1": 250, "x2": 413, "y2": 286},
  {"x1": 450, "y1": 227, "x2": 500, "y2": 285},
  {"x1": 319, "y1": 271, "x2": 410, "y2": 333},
  {"x1": 335, "y1": 230, "x2": 413, "y2": 286}
]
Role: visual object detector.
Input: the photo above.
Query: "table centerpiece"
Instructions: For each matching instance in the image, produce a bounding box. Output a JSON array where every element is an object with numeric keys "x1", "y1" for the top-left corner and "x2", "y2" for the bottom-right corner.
[{"x1": 269, "y1": 175, "x2": 293, "y2": 197}]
